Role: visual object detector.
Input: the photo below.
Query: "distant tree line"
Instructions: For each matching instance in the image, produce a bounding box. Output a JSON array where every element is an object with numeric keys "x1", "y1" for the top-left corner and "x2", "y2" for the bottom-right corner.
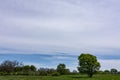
[
  {"x1": 0, "y1": 53, "x2": 119, "y2": 77},
  {"x1": 0, "y1": 60, "x2": 78, "y2": 76},
  {"x1": 98, "y1": 68, "x2": 119, "y2": 74}
]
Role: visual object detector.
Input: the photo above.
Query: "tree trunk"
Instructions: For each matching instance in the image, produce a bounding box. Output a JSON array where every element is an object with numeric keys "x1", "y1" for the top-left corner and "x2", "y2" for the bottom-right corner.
[{"x1": 88, "y1": 73, "x2": 93, "y2": 78}]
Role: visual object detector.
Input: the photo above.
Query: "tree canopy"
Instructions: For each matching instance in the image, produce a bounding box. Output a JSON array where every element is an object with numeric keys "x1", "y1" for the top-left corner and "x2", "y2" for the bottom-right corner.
[
  {"x1": 57, "y1": 63, "x2": 70, "y2": 75},
  {"x1": 111, "y1": 68, "x2": 118, "y2": 74},
  {"x1": 78, "y1": 53, "x2": 100, "y2": 77}
]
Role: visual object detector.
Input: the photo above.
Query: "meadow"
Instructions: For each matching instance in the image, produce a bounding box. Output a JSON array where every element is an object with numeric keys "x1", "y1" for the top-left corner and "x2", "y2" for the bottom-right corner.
[{"x1": 0, "y1": 74, "x2": 120, "y2": 80}]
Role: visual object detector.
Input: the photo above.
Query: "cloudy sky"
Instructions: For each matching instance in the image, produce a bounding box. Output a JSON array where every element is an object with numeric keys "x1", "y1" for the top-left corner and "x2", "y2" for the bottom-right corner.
[{"x1": 0, "y1": 0, "x2": 120, "y2": 71}]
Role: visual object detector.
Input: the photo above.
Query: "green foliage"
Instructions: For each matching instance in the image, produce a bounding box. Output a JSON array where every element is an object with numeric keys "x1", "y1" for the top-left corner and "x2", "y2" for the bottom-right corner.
[
  {"x1": 111, "y1": 68, "x2": 118, "y2": 74},
  {"x1": 51, "y1": 72, "x2": 60, "y2": 76},
  {"x1": 38, "y1": 68, "x2": 48, "y2": 76},
  {"x1": 0, "y1": 60, "x2": 38, "y2": 76},
  {"x1": 70, "y1": 70, "x2": 79, "y2": 75},
  {"x1": 103, "y1": 70, "x2": 110, "y2": 74},
  {"x1": 0, "y1": 60, "x2": 22, "y2": 74},
  {"x1": 57, "y1": 63, "x2": 70, "y2": 75},
  {"x1": 0, "y1": 74, "x2": 120, "y2": 80},
  {"x1": 30, "y1": 65, "x2": 36, "y2": 72},
  {"x1": 78, "y1": 53, "x2": 101, "y2": 77},
  {"x1": 38, "y1": 68, "x2": 57, "y2": 76}
]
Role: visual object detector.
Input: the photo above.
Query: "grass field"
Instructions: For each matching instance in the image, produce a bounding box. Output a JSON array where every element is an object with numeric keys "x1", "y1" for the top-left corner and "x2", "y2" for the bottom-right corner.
[{"x1": 0, "y1": 74, "x2": 120, "y2": 80}]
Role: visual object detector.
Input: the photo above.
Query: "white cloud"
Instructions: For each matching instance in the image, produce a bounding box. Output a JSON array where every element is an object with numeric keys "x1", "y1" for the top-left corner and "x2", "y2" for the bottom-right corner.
[{"x1": 0, "y1": 0, "x2": 120, "y2": 56}]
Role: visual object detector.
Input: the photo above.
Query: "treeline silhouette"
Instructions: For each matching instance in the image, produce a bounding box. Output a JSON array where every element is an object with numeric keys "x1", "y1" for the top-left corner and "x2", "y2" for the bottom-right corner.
[
  {"x1": 0, "y1": 60, "x2": 119, "y2": 76},
  {"x1": 0, "y1": 60, "x2": 78, "y2": 76}
]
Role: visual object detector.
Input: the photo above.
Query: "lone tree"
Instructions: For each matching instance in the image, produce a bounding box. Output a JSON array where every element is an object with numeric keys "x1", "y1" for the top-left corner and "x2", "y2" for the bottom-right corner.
[
  {"x1": 78, "y1": 53, "x2": 100, "y2": 77},
  {"x1": 111, "y1": 68, "x2": 118, "y2": 74},
  {"x1": 57, "y1": 63, "x2": 67, "y2": 75}
]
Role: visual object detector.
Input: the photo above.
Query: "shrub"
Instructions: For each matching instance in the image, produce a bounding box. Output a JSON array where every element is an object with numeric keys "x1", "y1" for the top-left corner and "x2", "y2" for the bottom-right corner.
[{"x1": 51, "y1": 72, "x2": 60, "y2": 76}]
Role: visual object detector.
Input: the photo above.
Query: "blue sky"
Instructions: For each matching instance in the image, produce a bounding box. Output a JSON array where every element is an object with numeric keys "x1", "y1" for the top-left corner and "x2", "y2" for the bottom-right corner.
[{"x1": 0, "y1": 0, "x2": 120, "y2": 71}]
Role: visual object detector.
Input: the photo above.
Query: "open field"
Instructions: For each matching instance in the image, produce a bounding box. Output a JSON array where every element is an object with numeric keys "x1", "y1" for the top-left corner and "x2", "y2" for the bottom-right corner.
[{"x1": 0, "y1": 74, "x2": 120, "y2": 80}]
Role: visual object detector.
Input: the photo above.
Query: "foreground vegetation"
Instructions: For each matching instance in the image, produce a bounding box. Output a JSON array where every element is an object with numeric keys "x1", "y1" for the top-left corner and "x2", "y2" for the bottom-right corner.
[{"x1": 0, "y1": 74, "x2": 120, "y2": 80}]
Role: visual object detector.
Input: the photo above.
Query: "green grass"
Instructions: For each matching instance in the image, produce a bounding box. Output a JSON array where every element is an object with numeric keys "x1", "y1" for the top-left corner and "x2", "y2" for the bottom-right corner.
[{"x1": 0, "y1": 74, "x2": 120, "y2": 80}]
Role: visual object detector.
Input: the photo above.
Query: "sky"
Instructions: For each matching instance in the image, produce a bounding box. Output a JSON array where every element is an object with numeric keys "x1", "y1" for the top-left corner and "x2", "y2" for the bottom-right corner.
[{"x1": 0, "y1": 0, "x2": 120, "y2": 71}]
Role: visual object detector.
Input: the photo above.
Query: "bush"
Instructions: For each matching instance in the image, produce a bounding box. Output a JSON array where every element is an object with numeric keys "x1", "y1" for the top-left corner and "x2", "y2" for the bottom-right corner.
[{"x1": 51, "y1": 72, "x2": 60, "y2": 76}]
